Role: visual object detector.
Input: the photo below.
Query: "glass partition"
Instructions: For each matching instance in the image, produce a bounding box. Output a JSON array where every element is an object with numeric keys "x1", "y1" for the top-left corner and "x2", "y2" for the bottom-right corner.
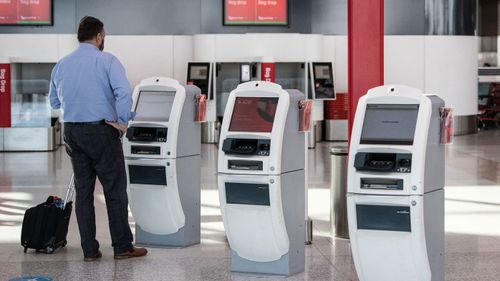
[{"x1": 10, "y1": 63, "x2": 55, "y2": 127}]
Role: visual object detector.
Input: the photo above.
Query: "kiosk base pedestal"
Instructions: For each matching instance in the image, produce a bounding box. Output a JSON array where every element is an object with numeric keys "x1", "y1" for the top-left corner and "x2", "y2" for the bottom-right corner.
[
  {"x1": 135, "y1": 224, "x2": 199, "y2": 248},
  {"x1": 231, "y1": 251, "x2": 302, "y2": 277}
]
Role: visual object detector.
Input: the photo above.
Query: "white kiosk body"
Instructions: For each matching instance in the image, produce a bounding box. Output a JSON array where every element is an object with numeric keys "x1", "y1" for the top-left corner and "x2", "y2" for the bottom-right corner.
[
  {"x1": 218, "y1": 81, "x2": 305, "y2": 276},
  {"x1": 123, "y1": 77, "x2": 201, "y2": 247},
  {"x1": 347, "y1": 85, "x2": 444, "y2": 281}
]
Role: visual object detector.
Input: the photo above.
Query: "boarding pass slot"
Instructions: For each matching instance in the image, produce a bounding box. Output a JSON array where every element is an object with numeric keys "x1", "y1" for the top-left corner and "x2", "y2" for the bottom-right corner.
[
  {"x1": 228, "y1": 160, "x2": 263, "y2": 171},
  {"x1": 361, "y1": 178, "x2": 403, "y2": 190},
  {"x1": 131, "y1": 145, "x2": 161, "y2": 155}
]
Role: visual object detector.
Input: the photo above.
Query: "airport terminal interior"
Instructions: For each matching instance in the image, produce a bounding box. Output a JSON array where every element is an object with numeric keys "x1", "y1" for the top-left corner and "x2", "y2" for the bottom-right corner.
[{"x1": 1, "y1": 1, "x2": 500, "y2": 281}]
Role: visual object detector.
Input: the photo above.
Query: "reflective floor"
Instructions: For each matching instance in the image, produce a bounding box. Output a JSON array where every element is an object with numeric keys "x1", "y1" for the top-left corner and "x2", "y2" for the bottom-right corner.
[{"x1": 0, "y1": 129, "x2": 499, "y2": 281}]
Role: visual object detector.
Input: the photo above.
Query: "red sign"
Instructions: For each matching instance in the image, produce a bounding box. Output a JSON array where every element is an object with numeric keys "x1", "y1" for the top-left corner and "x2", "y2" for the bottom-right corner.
[
  {"x1": 225, "y1": 0, "x2": 287, "y2": 25},
  {"x1": 229, "y1": 97, "x2": 278, "y2": 132},
  {"x1": 261, "y1": 62, "x2": 275, "y2": 82},
  {"x1": 0, "y1": 0, "x2": 52, "y2": 25},
  {"x1": 0, "y1": 63, "x2": 11, "y2": 127}
]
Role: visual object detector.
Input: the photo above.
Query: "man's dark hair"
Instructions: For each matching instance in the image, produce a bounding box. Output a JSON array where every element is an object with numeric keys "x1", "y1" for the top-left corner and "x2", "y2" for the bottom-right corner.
[{"x1": 77, "y1": 16, "x2": 104, "y2": 42}]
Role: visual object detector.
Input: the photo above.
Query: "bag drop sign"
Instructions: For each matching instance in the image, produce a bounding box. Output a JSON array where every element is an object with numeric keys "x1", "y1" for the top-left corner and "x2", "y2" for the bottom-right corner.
[
  {"x1": 0, "y1": 63, "x2": 11, "y2": 127},
  {"x1": 261, "y1": 62, "x2": 275, "y2": 82}
]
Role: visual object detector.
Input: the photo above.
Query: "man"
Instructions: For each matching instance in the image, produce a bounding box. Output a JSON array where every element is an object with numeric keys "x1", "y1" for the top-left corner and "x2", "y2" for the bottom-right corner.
[{"x1": 49, "y1": 16, "x2": 147, "y2": 261}]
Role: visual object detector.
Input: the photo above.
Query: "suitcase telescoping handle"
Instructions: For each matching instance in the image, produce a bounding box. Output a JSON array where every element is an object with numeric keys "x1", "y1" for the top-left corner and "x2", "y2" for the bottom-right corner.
[{"x1": 64, "y1": 174, "x2": 76, "y2": 208}]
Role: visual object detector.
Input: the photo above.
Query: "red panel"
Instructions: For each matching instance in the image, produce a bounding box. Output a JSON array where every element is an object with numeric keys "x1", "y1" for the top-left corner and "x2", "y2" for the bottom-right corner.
[
  {"x1": 18, "y1": 0, "x2": 51, "y2": 23},
  {"x1": 0, "y1": 63, "x2": 11, "y2": 127},
  {"x1": 0, "y1": 1, "x2": 17, "y2": 24},
  {"x1": 225, "y1": 0, "x2": 287, "y2": 25},
  {"x1": 256, "y1": 0, "x2": 287, "y2": 23},
  {"x1": 325, "y1": 93, "x2": 348, "y2": 120},
  {"x1": 261, "y1": 62, "x2": 276, "y2": 82},
  {"x1": 348, "y1": 0, "x2": 384, "y2": 141},
  {"x1": 225, "y1": 0, "x2": 257, "y2": 23},
  {"x1": 0, "y1": 0, "x2": 51, "y2": 24}
]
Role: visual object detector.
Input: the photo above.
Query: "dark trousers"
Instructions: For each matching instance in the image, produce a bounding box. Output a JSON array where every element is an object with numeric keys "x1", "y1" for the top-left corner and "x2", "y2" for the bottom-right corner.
[{"x1": 64, "y1": 123, "x2": 133, "y2": 256}]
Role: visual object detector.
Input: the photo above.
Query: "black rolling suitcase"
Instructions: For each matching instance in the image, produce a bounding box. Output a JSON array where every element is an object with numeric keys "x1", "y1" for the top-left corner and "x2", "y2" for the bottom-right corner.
[{"x1": 21, "y1": 175, "x2": 76, "y2": 254}]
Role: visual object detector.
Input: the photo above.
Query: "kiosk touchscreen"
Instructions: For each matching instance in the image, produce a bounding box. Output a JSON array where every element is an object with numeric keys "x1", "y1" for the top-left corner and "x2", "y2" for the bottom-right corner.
[
  {"x1": 347, "y1": 85, "x2": 445, "y2": 281},
  {"x1": 187, "y1": 62, "x2": 212, "y2": 100},
  {"x1": 310, "y1": 62, "x2": 335, "y2": 100},
  {"x1": 123, "y1": 77, "x2": 201, "y2": 247},
  {"x1": 218, "y1": 81, "x2": 306, "y2": 276}
]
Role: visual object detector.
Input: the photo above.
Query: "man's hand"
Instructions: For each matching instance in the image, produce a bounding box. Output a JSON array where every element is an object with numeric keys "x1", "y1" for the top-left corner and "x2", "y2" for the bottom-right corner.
[{"x1": 105, "y1": 121, "x2": 128, "y2": 137}]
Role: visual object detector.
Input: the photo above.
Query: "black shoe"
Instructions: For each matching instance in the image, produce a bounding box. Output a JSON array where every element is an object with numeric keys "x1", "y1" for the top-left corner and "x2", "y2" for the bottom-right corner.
[{"x1": 84, "y1": 250, "x2": 102, "y2": 262}]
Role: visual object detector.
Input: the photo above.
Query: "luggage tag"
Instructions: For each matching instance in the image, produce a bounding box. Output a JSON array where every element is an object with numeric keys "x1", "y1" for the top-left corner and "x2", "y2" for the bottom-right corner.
[
  {"x1": 299, "y1": 100, "x2": 313, "y2": 132},
  {"x1": 195, "y1": 94, "x2": 207, "y2": 122},
  {"x1": 440, "y1": 107, "x2": 453, "y2": 145}
]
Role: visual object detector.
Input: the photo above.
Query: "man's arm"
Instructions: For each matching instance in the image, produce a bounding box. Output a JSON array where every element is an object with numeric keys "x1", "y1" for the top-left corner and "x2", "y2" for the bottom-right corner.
[
  {"x1": 108, "y1": 56, "x2": 133, "y2": 124},
  {"x1": 49, "y1": 66, "x2": 61, "y2": 109}
]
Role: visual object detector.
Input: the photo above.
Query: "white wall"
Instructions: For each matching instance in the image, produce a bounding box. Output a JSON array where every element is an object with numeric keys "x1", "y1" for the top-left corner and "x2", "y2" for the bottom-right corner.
[
  {"x1": 0, "y1": 33, "x2": 478, "y2": 116},
  {"x1": 384, "y1": 36, "x2": 425, "y2": 90},
  {"x1": 105, "y1": 36, "x2": 175, "y2": 87},
  {"x1": 424, "y1": 36, "x2": 478, "y2": 116},
  {"x1": 383, "y1": 35, "x2": 478, "y2": 116}
]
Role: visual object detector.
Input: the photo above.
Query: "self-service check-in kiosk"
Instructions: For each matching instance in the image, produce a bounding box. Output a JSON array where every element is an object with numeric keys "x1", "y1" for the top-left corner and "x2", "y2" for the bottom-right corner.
[
  {"x1": 218, "y1": 81, "x2": 306, "y2": 276},
  {"x1": 187, "y1": 62, "x2": 217, "y2": 143},
  {"x1": 347, "y1": 85, "x2": 445, "y2": 281},
  {"x1": 124, "y1": 77, "x2": 201, "y2": 247}
]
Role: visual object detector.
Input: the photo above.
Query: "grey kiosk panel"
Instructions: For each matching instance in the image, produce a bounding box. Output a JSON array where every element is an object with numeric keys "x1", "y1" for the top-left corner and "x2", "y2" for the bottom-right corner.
[{"x1": 281, "y1": 89, "x2": 306, "y2": 173}]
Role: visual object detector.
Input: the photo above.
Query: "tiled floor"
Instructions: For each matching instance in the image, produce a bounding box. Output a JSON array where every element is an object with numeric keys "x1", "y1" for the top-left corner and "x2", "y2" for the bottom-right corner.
[{"x1": 0, "y1": 129, "x2": 499, "y2": 281}]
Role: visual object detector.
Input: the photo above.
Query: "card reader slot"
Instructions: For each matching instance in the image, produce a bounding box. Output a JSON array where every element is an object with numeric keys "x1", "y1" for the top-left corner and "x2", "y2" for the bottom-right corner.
[
  {"x1": 228, "y1": 160, "x2": 263, "y2": 171},
  {"x1": 222, "y1": 138, "x2": 271, "y2": 156},
  {"x1": 354, "y1": 152, "x2": 412, "y2": 173},
  {"x1": 361, "y1": 178, "x2": 403, "y2": 190},
  {"x1": 131, "y1": 145, "x2": 161, "y2": 155}
]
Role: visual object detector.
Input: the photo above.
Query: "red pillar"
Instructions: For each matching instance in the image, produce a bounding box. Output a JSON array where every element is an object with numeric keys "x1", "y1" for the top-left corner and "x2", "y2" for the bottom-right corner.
[{"x1": 348, "y1": 0, "x2": 384, "y2": 139}]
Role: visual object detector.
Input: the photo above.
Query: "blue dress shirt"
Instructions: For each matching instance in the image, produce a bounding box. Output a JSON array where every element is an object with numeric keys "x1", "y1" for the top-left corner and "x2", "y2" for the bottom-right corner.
[{"x1": 49, "y1": 43, "x2": 134, "y2": 123}]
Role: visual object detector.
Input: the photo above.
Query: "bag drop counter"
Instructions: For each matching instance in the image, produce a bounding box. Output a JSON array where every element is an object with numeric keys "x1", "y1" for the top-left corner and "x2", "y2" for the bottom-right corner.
[
  {"x1": 123, "y1": 77, "x2": 202, "y2": 247},
  {"x1": 347, "y1": 85, "x2": 445, "y2": 281},
  {"x1": 217, "y1": 81, "x2": 308, "y2": 276}
]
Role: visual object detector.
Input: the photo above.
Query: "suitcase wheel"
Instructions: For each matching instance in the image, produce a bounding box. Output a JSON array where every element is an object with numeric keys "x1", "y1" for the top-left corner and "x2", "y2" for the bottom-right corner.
[{"x1": 45, "y1": 245, "x2": 55, "y2": 254}]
